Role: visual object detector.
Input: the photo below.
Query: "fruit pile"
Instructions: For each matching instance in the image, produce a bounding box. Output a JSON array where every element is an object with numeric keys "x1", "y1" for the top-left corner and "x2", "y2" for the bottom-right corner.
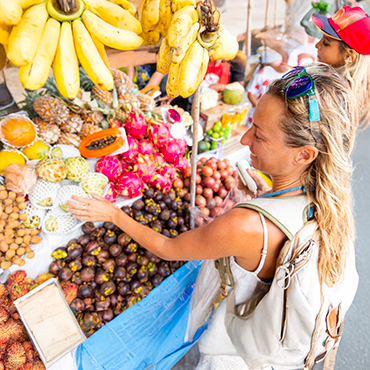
[
  {"x1": 94, "y1": 112, "x2": 190, "y2": 198},
  {"x1": 49, "y1": 187, "x2": 190, "y2": 337},
  {"x1": 156, "y1": 0, "x2": 239, "y2": 98},
  {"x1": 197, "y1": 121, "x2": 227, "y2": 154},
  {"x1": 1, "y1": 0, "x2": 143, "y2": 99},
  {"x1": 0, "y1": 271, "x2": 46, "y2": 370},
  {"x1": 182, "y1": 157, "x2": 238, "y2": 222},
  {"x1": 0, "y1": 186, "x2": 40, "y2": 271}
]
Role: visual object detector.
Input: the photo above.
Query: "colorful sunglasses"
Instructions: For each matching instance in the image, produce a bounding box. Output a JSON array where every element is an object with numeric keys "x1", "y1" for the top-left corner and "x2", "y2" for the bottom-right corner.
[{"x1": 282, "y1": 66, "x2": 321, "y2": 122}]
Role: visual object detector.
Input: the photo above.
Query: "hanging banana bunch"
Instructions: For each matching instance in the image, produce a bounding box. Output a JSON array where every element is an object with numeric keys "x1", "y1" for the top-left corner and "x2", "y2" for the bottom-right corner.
[
  {"x1": 158, "y1": 0, "x2": 239, "y2": 99},
  {"x1": 4, "y1": 0, "x2": 142, "y2": 99}
]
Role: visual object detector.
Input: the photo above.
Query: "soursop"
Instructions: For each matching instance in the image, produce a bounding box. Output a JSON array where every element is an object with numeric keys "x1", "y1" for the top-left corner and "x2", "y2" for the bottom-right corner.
[
  {"x1": 35, "y1": 158, "x2": 67, "y2": 182},
  {"x1": 64, "y1": 157, "x2": 90, "y2": 182}
]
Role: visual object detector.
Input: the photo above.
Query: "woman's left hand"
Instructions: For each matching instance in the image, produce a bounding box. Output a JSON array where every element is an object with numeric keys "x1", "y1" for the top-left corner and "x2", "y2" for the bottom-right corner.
[{"x1": 66, "y1": 194, "x2": 119, "y2": 223}]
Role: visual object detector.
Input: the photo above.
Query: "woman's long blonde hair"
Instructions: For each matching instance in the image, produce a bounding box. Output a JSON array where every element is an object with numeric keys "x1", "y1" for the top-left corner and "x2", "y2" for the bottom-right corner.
[
  {"x1": 268, "y1": 65, "x2": 357, "y2": 286},
  {"x1": 337, "y1": 42, "x2": 370, "y2": 129}
]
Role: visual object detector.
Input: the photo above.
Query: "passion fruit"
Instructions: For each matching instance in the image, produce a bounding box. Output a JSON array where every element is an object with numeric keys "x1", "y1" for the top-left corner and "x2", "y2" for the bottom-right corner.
[{"x1": 47, "y1": 0, "x2": 85, "y2": 22}]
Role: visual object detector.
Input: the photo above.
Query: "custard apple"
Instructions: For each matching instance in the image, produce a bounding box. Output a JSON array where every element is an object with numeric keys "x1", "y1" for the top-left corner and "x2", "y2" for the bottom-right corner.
[
  {"x1": 23, "y1": 215, "x2": 41, "y2": 228},
  {"x1": 45, "y1": 215, "x2": 58, "y2": 232},
  {"x1": 64, "y1": 157, "x2": 90, "y2": 182},
  {"x1": 37, "y1": 197, "x2": 53, "y2": 207},
  {"x1": 36, "y1": 158, "x2": 67, "y2": 182},
  {"x1": 81, "y1": 173, "x2": 108, "y2": 196},
  {"x1": 50, "y1": 145, "x2": 80, "y2": 159}
]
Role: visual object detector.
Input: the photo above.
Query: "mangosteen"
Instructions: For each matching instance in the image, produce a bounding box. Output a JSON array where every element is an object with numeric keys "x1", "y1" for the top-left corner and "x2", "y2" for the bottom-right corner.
[
  {"x1": 153, "y1": 192, "x2": 163, "y2": 202},
  {"x1": 95, "y1": 297, "x2": 111, "y2": 312},
  {"x1": 145, "y1": 213, "x2": 155, "y2": 224},
  {"x1": 49, "y1": 260, "x2": 63, "y2": 275},
  {"x1": 137, "y1": 255, "x2": 149, "y2": 266},
  {"x1": 126, "y1": 295, "x2": 141, "y2": 308},
  {"x1": 103, "y1": 258, "x2": 116, "y2": 273},
  {"x1": 144, "y1": 187, "x2": 155, "y2": 198},
  {"x1": 69, "y1": 258, "x2": 82, "y2": 272},
  {"x1": 145, "y1": 251, "x2": 160, "y2": 264},
  {"x1": 151, "y1": 221, "x2": 162, "y2": 233},
  {"x1": 178, "y1": 224, "x2": 188, "y2": 233},
  {"x1": 103, "y1": 230, "x2": 117, "y2": 245},
  {"x1": 170, "y1": 211, "x2": 177, "y2": 219},
  {"x1": 103, "y1": 221, "x2": 116, "y2": 231},
  {"x1": 167, "y1": 217, "x2": 177, "y2": 229},
  {"x1": 115, "y1": 253, "x2": 128, "y2": 267},
  {"x1": 114, "y1": 266, "x2": 127, "y2": 281},
  {"x1": 58, "y1": 267, "x2": 72, "y2": 281},
  {"x1": 66, "y1": 243, "x2": 83, "y2": 260},
  {"x1": 67, "y1": 239, "x2": 79, "y2": 247},
  {"x1": 151, "y1": 274, "x2": 164, "y2": 287},
  {"x1": 90, "y1": 281, "x2": 97, "y2": 290},
  {"x1": 177, "y1": 217, "x2": 185, "y2": 227},
  {"x1": 161, "y1": 229, "x2": 171, "y2": 238},
  {"x1": 126, "y1": 261, "x2": 138, "y2": 276},
  {"x1": 140, "y1": 284, "x2": 151, "y2": 298},
  {"x1": 80, "y1": 267, "x2": 95, "y2": 282},
  {"x1": 117, "y1": 281, "x2": 130, "y2": 296},
  {"x1": 95, "y1": 268, "x2": 109, "y2": 285},
  {"x1": 158, "y1": 201, "x2": 166, "y2": 211},
  {"x1": 170, "y1": 200, "x2": 178, "y2": 211},
  {"x1": 102, "y1": 308, "x2": 114, "y2": 323},
  {"x1": 128, "y1": 252, "x2": 137, "y2": 263},
  {"x1": 148, "y1": 262, "x2": 158, "y2": 277},
  {"x1": 72, "y1": 272, "x2": 83, "y2": 285},
  {"x1": 81, "y1": 312, "x2": 99, "y2": 333},
  {"x1": 78, "y1": 284, "x2": 94, "y2": 299},
  {"x1": 137, "y1": 219, "x2": 147, "y2": 226},
  {"x1": 81, "y1": 222, "x2": 96, "y2": 235},
  {"x1": 117, "y1": 233, "x2": 131, "y2": 247},
  {"x1": 158, "y1": 261, "x2": 171, "y2": 277},
  {"x1": 132, "y1": 199, "x2": 145, "y2": 210},
  {"x1": 70, "y1": 298, "x2": 85, "y2": 313},
  {"x1": 169, "y1": 229, "x2": 178, "y2": 238},
  {"x1": 137, "y1": 265, "x2": 149, "y2": 283},
  {"x1": 51, "y1": 247, "x2": 68, "y2": 260},
  {"x1": 85, "y1": 240, "x2": 101, "y2": 256},
  {"x1": 130, "y1": 279, "x2": 143, "y2": 295},
  {"x1": 96, "y1": 249, "x2": 110, "y2": 263},
  {"x1": 82, "y1": 255, "x2": 97, "y2": 267},
  {"x1": 163, "y1": 196, "x2": 172, "y2": 206},
  {"x1": 100, "y1": 281, "x2": 116, "y2": 297},
  {"x1": 92, "y1": 227, "x2": 106, "y2": 240},
  {"x1": 95, "y1": 321, "x2": 105, "y2": 331},
  {"x1": 123, "y1": 242, "x2": 138, "y2": 254},
  {"x1": 170, "y1": 261, "x2": 182, "y2": 272},
  {"x1": 177, "y1": 208, "x2": 184, "y2": 217},
  {"x1": 109, "y1": 293, "x2": 118, "y2": 308},
  {"x1": 121, "y1": 205, "x2": 132, "y2": 215},
  {"x1": 168, "y1": 190, "x2": 176, "y2": 201},
  {"x1": 159, "y1": 209, "x2": 171, "y2": 221},
  {"x1": 133, "y1": 209, "x2": 143, "y2": 219},
  {"x1": 108, "y1": 243, "x2": 122, "y2": 258},
  {"x1": 77, "y1": 234, "x2": 91, "y2": 247}
]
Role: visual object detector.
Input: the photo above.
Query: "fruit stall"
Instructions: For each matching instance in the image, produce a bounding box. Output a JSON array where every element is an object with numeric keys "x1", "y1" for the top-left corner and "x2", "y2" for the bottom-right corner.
[{"x1": 0, "y1": 0, "x2": 248, "y2": 369}]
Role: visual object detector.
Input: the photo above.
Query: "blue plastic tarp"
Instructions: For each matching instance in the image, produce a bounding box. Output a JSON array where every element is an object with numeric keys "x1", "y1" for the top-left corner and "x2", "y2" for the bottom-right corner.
[{"x1": 76, "y1": 260, "x2": 205, "y2": 370}]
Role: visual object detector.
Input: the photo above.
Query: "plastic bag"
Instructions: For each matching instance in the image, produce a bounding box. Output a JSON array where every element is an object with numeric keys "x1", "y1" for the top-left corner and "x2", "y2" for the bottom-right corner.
[{"x1": 5, "y1": 164, "x2": 38, "y2": 195}]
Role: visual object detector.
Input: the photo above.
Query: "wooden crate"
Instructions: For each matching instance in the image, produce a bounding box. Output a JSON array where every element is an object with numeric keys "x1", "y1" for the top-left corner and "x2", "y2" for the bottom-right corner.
[{"x1": 200, "y1": 101, "x2": 235, "y2": 131}]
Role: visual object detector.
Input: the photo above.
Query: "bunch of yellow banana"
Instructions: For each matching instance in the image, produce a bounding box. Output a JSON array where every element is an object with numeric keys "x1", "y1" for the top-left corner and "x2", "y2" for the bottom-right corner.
[
  {"x1": 139, "y1": 0, "x2": 196, "y2": 45},
  {"x1": 157, "y1": 0, "x2": 238, "y2": 99},
  {"x1": 5, "y1": 0, "x2": 142, "y2": 99}
]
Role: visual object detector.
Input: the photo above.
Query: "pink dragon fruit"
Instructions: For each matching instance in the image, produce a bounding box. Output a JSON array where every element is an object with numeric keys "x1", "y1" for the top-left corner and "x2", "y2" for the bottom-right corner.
[
  {"x1": 120, "y1": 135, "x2": 139, "y2": 163},
  {"x1": 138, "y1": 139, "x2": 154, "y2": 155},
  {"x1": 167, "y1": 108, "x2": 181, "y2": 123},
  {"x1": 175, "y1": 138, "x2": 187, "y2": 155},
  {"x1": 104, "y1": 182, "x2": 117, "y2": 202},
  {"x1": 115, "y1": 172, "x2": 144, "y2": 198},
  {"x1": 173, "y1": 156, "x2": 190, "y2": 173},
  {"x1": 109, "y1": 120, "x2": 123, "y2": 129},
  {"x1": 151, "y1": 152, "x2": 165, "y2": 168},
  {"x1": 160, "y1": 141, "x2": 183, "y2": 163},
  {"x1": 119, "y1": 159, "x2": 132, "y2": 172},
  {"x1": 124, "y1": 111, "x2": 148, "y2": 139},
  {"x1": 95, "y1": 156, "x2": 123, "y2": 181},
  {"x1": 157, "y1": 163, "x2": 178, "y2": 180},
  {"x1": 151, "y1": 173, "x2": 172, "y2": 193},
  {"x1": 132, "y1": 154, "x2": 156, "y2": 183},
  {"x1": 148, "y1": 120, "x2": 171, "y2": 147}
]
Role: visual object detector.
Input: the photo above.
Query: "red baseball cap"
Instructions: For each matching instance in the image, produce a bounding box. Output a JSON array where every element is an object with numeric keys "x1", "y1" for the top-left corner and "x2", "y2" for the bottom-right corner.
[{"x1": 312, "y1": 6, "x2": 370, "y2": 55}]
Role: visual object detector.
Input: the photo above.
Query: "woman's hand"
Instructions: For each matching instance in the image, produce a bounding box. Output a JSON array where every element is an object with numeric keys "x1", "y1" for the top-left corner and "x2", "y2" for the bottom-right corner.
[
  {"x1": 66, "y1": 194, "x2": 119, "y2": 223},
  {"x1": 237, "y1": 168, "x2": 272, "y2": 198}
]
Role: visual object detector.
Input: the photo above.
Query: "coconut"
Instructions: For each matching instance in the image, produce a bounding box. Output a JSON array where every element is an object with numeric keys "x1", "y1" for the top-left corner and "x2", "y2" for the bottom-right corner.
[{"x1": 223, "y1": 82, "x2": 245, "y2": 105}]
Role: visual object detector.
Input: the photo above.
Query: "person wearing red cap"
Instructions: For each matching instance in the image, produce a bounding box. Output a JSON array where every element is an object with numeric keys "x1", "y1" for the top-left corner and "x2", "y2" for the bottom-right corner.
[{"x1": 312, "y1": 6, "x2": 370, "y2": 128}]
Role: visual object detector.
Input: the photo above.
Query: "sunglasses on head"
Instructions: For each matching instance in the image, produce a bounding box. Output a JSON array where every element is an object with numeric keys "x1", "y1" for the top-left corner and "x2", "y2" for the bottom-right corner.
[{"x1": 282, "y1": 66, "x2": 321, "y2": 122}]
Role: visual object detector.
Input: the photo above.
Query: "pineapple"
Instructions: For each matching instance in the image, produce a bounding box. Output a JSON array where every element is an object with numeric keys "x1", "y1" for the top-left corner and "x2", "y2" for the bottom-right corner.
[
  {"x1": 119, "y1": 93, "x2": 140, "y2": 112},
  {"x1": 60, "y1": 114, "x2": 84, "y2": 134},
  {"x1": 137, "y1": 93, "x2": 155, "y2": 112},
  {"x1": 79, "y1": 124, "x2": 102, "y2": 140},
  {"x1": 33, "y1": 94, "x2": 70, "y2": 125},
  {"x1": 91, "y1": 85, "x2": 113, "y2": 107},
  {"x1": 80, "y1": 110, "x2": 104, "y2": 125},
  {"x1": 111, "y1": 68, "x2": 134, "y2": 98},
  {"x1": 57, "y1": 132, "x2": 81, "y2": 147},
  {"x1": 36, "y1": 123, "x2": 61, "y2": 144},
  {"x1": 113, "y1": 109, "x2": 127, "y2": 123}
]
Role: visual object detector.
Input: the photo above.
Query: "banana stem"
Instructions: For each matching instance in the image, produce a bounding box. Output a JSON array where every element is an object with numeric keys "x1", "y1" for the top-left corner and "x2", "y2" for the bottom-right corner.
[{"x1": 57, "y1": 0, "x2": 75, "y2": 12}]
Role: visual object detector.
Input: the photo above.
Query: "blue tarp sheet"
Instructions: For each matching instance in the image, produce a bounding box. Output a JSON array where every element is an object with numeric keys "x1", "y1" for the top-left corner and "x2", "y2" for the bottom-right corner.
[{"x1": 76, "y1": 260, "x2": 204, "y2": 370}]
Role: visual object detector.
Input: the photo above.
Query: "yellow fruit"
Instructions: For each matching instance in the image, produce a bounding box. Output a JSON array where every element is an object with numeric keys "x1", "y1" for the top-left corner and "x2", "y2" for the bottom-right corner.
[
  {"x1": 0, "y1": 44, "x2": 5, "y2": 71},
  {"x1": 85, "y1": 0, "x2": 142, "y2": 34},
  {"x1": 0, "y1": 0, "x2": 22, "y2": 26},
  {"x1": 90, "y1": 33, "x2": 110, "y2": 68},
  {"x1": 166, "y1": 61, "x2": 181, "y2": 98},
  {"x1": 209, "y1": 25, "x2": 238, "y2": 61},
  {"x1": 82, "y1": 10, "x2": 143, "y2": 50},
  {"x1": 19, "y1": 18, "x2": 60, "y2": 91},
  {"x1": 141, "y1": 25, "x2": 161, "y2": 46},
  {"x1": 0, "y1": 23, "x2": 11, "y2": 45},
  {"x1": 20, "y1": 0, "x2": 45, "y2": 10},
  {"x1": 0, "y1": 151, "x2": 26, "y2": 175},
  {"x1": 157, "y1": 37, "x2": 172, "y2": 74},
  {"x1": 72, "y1": 19, "x2": 114, "y2": 91},
  {"x1": 107, "y1": 0, "x2": 136, "y2": 16},
  {"x1": 7, "y1": 2, "x2": 49, "y2": 66},
  {"x1": 158, "y1": 0, "x2": 173, "y2": 37},
  {"x1": 255, "y1": 171, "x2": 273, "y2": 188},
  {"x1": 53, "y1": 21, "x2": 80, "y2": 99},
  {"x1": 46, "y1": 0, "x2": 85, "y2": 22},
  {"x1": 173, "y1": 4, "x2": 198, "y2": 23},
  {"x1": 140, "y1": 0, "x2": 160, "y2": 32},
  {"x1": 171, "y1": 21, "x2": 199, "y2": 63},
  {"x1": 22, "y1": 140, "x2": 50, "y2": 160}
]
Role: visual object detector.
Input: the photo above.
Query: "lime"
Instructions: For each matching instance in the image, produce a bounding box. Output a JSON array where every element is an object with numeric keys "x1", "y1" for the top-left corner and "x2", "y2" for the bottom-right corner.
[
  {"x1": 206, "y1": 129, "x2": 213, "y2": 136},
  {"x1": 221, "y1": 127, "x2": 226, "y2": 132},
  {"x1": 211, "y1": 132, "x2": 220, "y2": 139},
  {"x1": 198, "y1": 141, "x2": 209, "y2": 153},
  {"x1": 213, "y1": 122, "x2": 222, "y2": 132},
  {"x1": 205, "y1": 142, "x2": 211, "y2": 150},
  {"x1": 211, "y1": 141, "x2": 218, "y2": 150}
]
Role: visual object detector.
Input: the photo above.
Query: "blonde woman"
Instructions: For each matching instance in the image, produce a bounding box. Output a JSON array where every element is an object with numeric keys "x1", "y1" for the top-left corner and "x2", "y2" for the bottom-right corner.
[{"x1": 67, "y1": 65, "x2": 358, "y2": 369}]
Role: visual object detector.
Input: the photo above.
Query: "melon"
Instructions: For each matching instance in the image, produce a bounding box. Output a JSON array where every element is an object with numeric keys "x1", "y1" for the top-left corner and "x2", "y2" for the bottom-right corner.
[
  {"x1": 0, "y1": 150, "x2": 26, "y2": 174},
  {"x1": 22, "y1": 140, "x2": 49, "y2": 160},
  {"x1": 223, "y1": 82, "x2": 245, "y2": 105}
]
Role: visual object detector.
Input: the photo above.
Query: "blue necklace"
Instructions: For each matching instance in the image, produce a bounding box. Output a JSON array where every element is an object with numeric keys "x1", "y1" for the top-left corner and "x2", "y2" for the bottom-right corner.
[{"x1": 258, "y1": 185, "x2": 304, "y2": 198}]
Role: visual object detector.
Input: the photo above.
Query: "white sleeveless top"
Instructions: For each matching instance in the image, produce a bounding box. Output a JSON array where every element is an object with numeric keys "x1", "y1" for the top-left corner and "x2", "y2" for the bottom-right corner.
[{"x1": 185, "y1": 195, "x2": 311, "y2": 370}]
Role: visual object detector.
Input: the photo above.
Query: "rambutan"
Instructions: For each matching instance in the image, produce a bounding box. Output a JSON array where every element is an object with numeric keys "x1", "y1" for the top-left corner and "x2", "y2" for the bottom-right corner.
[
  {"x1": 19, "y1": 363, "x2": 33, "y2": 370},
  {"x1": 0, "y1": 360, "x2": 5, "y2": 370},
  {"x1": 62, "y1": 283, "x2": 78, "y2": 305},
  {"x1": 0, "y1": 284, "x2": 6, "y2": 299},
  {"x1": 0, "y1": 307, "x2": 9, "y2": 325},
  {"x1": 34, "y1": 273, "x2": 54, "y2": 286},
  {"x1": 22, "y1": 342, "x2": 36, "y2": 364},
  {"x1": 0, "y1": 319, "x2": 23, "y2": 344},
  {"x1": 7, "y1": 271, "x2": 27, "y2": 287},
  {"x1": 32, "y1": 360, "x2": 46, "y2": 370},
  {"x1": 6, "y1": 342, "x2": 26, "y2": 370},
  {"x1": 7, "y1": 285, "x2": 30, "y2": 302}
]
